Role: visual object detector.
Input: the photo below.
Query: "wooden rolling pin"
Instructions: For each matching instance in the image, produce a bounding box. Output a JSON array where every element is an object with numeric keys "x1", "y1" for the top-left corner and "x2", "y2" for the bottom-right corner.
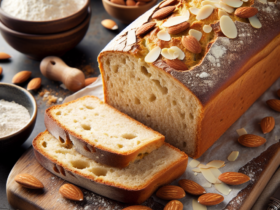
[{"x1": 40, "y1": 56, "x2": 85, "y2": 92}]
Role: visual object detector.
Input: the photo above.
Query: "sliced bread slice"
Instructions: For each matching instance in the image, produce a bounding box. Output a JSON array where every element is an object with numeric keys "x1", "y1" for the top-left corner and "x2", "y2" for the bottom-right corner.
[
  {"x1": 45, "y1": 96, "x2": 165, "y2": 168},
  {"x1": 33, "y1": 131, "x2": 188, "y2": 204}
]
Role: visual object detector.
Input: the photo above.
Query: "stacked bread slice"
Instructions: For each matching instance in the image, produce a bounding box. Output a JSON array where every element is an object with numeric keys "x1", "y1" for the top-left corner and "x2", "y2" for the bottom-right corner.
[{"x1": 33, "y1": 96, "x2": 188, "y2": 204}]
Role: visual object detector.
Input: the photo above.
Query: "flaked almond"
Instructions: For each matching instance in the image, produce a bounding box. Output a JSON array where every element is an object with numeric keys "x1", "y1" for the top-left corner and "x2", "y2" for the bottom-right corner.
[
  {"x1": 127, "y1": 0, "x2": 136, "y2": 6},
  {"x1": 136, "y1": 22, "x2": 156, "y2": 36},
  {"x1": 166, "y1": 59, "x2": 188, "y2": 70},
  {"x1": 267, "y1": 99, "x2": 280, "y2": 112},
  {"x1": 164, "y1": 200, "x2": 183, "y2": 210},
  {"x1": 238, "y1": 134, "x2": 266, "y2": 147},
  {"x1": 218, "y1": 172, "x2": 250, "y2": 185},
  {"x1": 59, "y1": 183, "x2": 83, "y2": 201},
  {"x1": 182, "y1": 35, "x2": 201, "y2": 54},
  {"x1": 85, "y1": 77, "x2": 98, "y2": 86},
  {"x1": 198, "y1": 193, "x2": 224, "y2": 206},
  {"x1": 152, "y1": 6, "x2": 176, "y2": 19},
  {"x1": 277, "y1": 89, "x2": 280, "y2": 98},
  {"x1": 179, "y1": 179, "x2": 206, "y2": 195},
  {"x1": 101, "y1": 19, "x2": 118, "y2": 30},
  {"x1": 12, "y1": 71, "x2": 32, "y2": 84},
  {"x1": 234, "y1": 7, "x2": 258, "y2": 18},
  {"x1": 260, "y1": 116, "x2": 275, "y2": 134},
  {"x1": 111, "y1": 0, "x2": 125, "y2": 5},
  {"x1": 123, "y1": 206, "x2": 152, "y2": 210},
  {"x1": 160, "y1": 0, "x2": 177, "y2": 8},
  {"x1": 0, "y1": 52, "x2": 11, "y2": 60},
  {"x1": 167, "y1": 21, "x2": 189, "y2": 35},
  {"x1": 156, "y1": 185, "x2": 185, "y2": 200},
  {"x1": 27, "y1": 78, "x2": 41, "y2": 90},
  {"x1": 15, "y1": 174, "x2": 44, "y2": 189},
  {"x1": 0, "y1": 66, "x2": 2, "y2": 76}
]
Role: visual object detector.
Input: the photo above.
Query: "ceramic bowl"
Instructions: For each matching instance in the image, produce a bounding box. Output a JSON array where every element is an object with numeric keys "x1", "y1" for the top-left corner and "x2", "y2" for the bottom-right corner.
[
  {"x1": 0, "y1": 0, "x2": 90, "y2": 34},
  {"x1": 102, "y1": 0, "x2": 157, "y2": 24},
  {"x1": 0, "y1": 83, "x2": 37, "y2": 152},
  {"x1": 0, "y1": 7, "x2": 91, "y2": 60}
]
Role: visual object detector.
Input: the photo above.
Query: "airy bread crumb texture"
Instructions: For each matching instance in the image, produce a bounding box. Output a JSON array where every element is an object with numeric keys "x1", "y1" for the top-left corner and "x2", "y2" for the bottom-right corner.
[
  {"x1": 48, "y1": 96, "x2": 162, "y2": 152},
  {"x1": 37, "y1": 131, "x2": 182, "y2": 188},
  {"x1": 101, "y1": 53, "x2": 201, "y2": 156}
]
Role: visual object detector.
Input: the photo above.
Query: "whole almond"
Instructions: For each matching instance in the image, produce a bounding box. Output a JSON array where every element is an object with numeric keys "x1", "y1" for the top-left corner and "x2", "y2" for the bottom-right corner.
[
  {"x1": 167, "y1": 21, "x2": 189, "y2": 35},
  {"x1": 101, "y1": 19, "x2": 118, "y2": 30},
  {"x1": 136, "y1": 1, "x2": 146, "y2": 6},
  {"x1": 260, "y1": 116, "x2": 275, "y2": 134},
  {"x1": 219, "y1": 172, "x2": 250, "y2": 185},
  {"x1": 27, "y1": 78, "x2": 42, "y2": 90},
  {"x1": 59, "y1": 183, "x2": 83, "y2": 201},
  {"x1": 198, "y1": 193, "x2": 224, "y2": 206},
  {"x1": 164, "y1": 200, "x2": 183, "y2": 210},
  {"x1": 160, "y1": 0, "x2": 177, "y2": 8},
  {"x1": 238, "y1": 134, "x2": 266, "y2": 147},
  {"x1": 267, "y1": 99, "x2": 280, "y2": 112},
  {"x1": 127, "y1": 0, "x2": 136, "y2": 6},
  {"x1": 111, "y1": 0, "x2": 125, "y2": 5},
  {"x1": 136, "y1": 22, "x2": 156, "y2": 36},
  {"x1": 182, "y1": 35, "x2": 202, "y2": 54},
  {"x1": 156, "y1": 185, "x2": 185, "y2": 200},
  {"x1": 277, "y1": 89, "x2": 280, "y2": 98},
  {"x1": 12, "y1": 71, "x2": 32, "y2": 84},
  {"x1": 85, "y1": 77, "x2": 98, "y2": 86},
  {"x1": 0, "y1": 52, "x2": 11, "y2": 60},
  {"x1": 152, "y1": 6, "x2": 176, "y2": 19},
  {"x1": 166, "y1": 59, "x2": 188, "y2": 70},
  {"x1": 14, "y1": 174, "x2": 44, "y2": 189},
  {"x1": 123, "y1": 206, "x2": 152, "y2": 210},
  {"x1": 0, "y1": 66, "x2": 2, "y2": 76},
  {"x1": 234, "y1": 7, "x2": 258, "y2": 18},
  {"x1": 178, "y1": 179, "x2": 206, "y2": 195}
]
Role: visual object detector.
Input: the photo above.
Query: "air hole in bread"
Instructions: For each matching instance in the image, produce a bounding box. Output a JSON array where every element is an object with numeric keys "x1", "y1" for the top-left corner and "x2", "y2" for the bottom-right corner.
[
  {"x1": 79, "y1": 107, "x2": 84, "y2": 110},
  {"x1": 73, "y1": 119, "x2": 78, "y2": 123},
  {"x1": 106, "y1": 59, "x2": 110, "y2": 66},
  {"x1": 81, "y1": 124, "x2": 91, "y2": 130},
  {"x1": 89, "y1": 168, "x2": 108, "y2": 177},
  {"x1": 56, "y1": 111, "x2": 61, "y2": 115},
  {"x1": 42, "y1": 141, "x2": 47, "y2": 148},
  {"x1": 67, "y1": 109, "x2": 72, "y2": 113},
  {"x1": 122, "y1": 133, "x2": 137, "y2": 140},
  {"x1": 71, "y1": 160, "x2": 90, "y2": 170},
  {"x1": 149, "y1": 94, "x2": 156, "y2": 102},
  {"x1": 189, "y1": 113, "x2": 194, "y2": 120},
  {"x1": 135, "y1": 98, "x2": 141, "y2": 104},
  {"x1": 183, "y1": 124, "x2": 187, "y2": 129},
  {"x1": 112, "y1": 65, "x2": 119, "y2": 73},
  {"x1": 110, "y1": 83, "x2": 114, "y2": 88},
  {"x1": 59, "y1": 137, "x2": 65, "y2": 143},
  {"x1": 137, "y1": 141, "x2": 141, "y2": 145},
  {"x1": 140, "y1": 66, "x2": 151, "y2": 77},
  {"x1": 121, "y1": 57, "x2": 126, "y2": 64},
  {"x1": 180, "y1": 112, "x2": 185, "y2": 119},
  {"x1": 107, "y1": 75, "x2": 110, "y2": 81},
  {"x1": 84, "y1": 104, "x2": 94, "y2": 110},
  {"x1": 95, "y1": 113, "x2": 99, "y2": 116},
  {"x1": 147, "y1": 115, "x2": 151, "y2": 118},
  {"x1": 55, "y1": 150, "x2": 69, "y2": 154},
  {"x1": 152, "y1": 79, "x2": 168, "y2": 95},
  {"x1": 94, "y1": 139, "x2": 98, "y2": 142},
  {"x1": 183, "y1": 142, "x2": 187, "y2": 147},
  {"x1": 110, "y1": 169, "x2": 115, "y2": 173},
  {"x1": 60, "y1": 166, "x2": 66, "y2": 176},
  {"x1": 117, "y1": 144, "x2": 123, "y2": 148},
  {"x1": 172, "y1": 100, "x2": 177, "y2": 106},
  {"x1": 53, "y1": 165, "x2": 59, "y2": 173}
]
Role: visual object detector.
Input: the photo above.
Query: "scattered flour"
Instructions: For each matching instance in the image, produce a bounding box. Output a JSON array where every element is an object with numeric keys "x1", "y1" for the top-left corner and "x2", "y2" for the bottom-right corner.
[
  {"x1": 199, "y1": 72, "x2": 210, "y2": 78},
  {"x1": 0, "y1": 100, "x2": 30, "y2": 138},
  {"x1": 1, "y1": 0, "x2": 87, "y2": 21}
]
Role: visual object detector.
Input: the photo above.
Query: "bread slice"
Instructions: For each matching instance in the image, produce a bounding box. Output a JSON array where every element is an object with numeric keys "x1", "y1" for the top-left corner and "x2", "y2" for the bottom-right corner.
[
  {"x1": 33, "y1": 130, "x2": 188, "y2": 204},
  {"x1": 45, "y1": 96, "x2": 165, "y2": 168}
]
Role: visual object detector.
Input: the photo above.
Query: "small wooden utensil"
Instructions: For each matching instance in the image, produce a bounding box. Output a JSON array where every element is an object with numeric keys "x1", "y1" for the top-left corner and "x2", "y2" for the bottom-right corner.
[{"x1": 40, "y1": 56, "x2": 85, "y2": 92}]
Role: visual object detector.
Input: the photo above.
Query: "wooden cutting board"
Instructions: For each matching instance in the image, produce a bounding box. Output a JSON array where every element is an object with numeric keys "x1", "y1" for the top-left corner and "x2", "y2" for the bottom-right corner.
[{"x1": 6, "y1": 142, "x2": 280, "y2": 210}]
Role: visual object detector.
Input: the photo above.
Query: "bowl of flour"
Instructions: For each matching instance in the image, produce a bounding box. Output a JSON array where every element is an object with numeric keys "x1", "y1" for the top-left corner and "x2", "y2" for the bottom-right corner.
[
  {"x1": 0, "y1": 0, "x2": 90, "y2": 34},
  {"x1": 0, "y1": 83, "x2": 37, "y2": 152}
]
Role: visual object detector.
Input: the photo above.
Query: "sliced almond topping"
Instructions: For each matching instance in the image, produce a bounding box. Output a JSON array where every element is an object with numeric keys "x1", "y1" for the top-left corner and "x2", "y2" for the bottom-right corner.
[
  {"x1": 236, "y1": 128, "x2": 247, "y2": 136},
  {"x1": 196, "y1": 5, "x2": 214, "y2": 20},
  {"x1": 157, "y1": 30, "x2": 171, "y2": 41},
  {"x1": 218, "y1": 9, "x2": 229, "y2": 19},
  {"x1": 249, "y1": 15, "x2": 262, "y2": 28},
  {"x1": 192, "y1": 168, "x2": 202, "y2": 172},
  {"x1": 194, "y1": 172, "x2": 198, "y2": 176},
  {"x1": 127, "y1": 30, "x2": 136, "y2": 45},
  {"x1": 192, "y1": 199, "x2": 207, "y2": 210},
  {"x1": 228, "y1": 151, "x2": 239, "y2": 161},
  {"x1": 214, "y1": 183, "x2": 232, "y2": 195},
  {"x1": 202, "y1": 182, "x2": 212, "y2": 188},
  {"x1": 201, "y1": 168, "x2": 217, "y2": 184},
  {"x1": 203, "y1": 25, "x2": 212, "y2": 33},
  {"x1": 162, "y1": 10, "x2": 190, "y2": 27},
  {"x1": 220, "y1": 16, "x2": 237, "y2": 38},
  {"x1": 170, "y1": 46, "x2": 185, "y2": 60},
  {"x1": 206, "y1": 160, "x2": 225, "y2": 168},
  {"x1": 189, "y1": 29, "x2": 202, "y2": 41},
  {"x1": 201, "y1": 1, "x2": 216, "y2": 7},
  {"x1": 162, "y1": 48, "x2": 177, "y2": 60},
  {"x1": 198, "y1": 164, "x2": 211, "y2": 169},
  {"x1": 209, "y1": 168, "x2": 222, "y2": 183},
  {"x1": 189, "y1": 159, "x2": 200, "y2": 168},
  {"x1": 145, "y1": 46, "x2": 161, "y2": 63},
  {"x1": 190, "y1": 7, "x2": 200, "y2": 15},
  {"x1": 219, "y1": 2, "x2": 234, "y2": 13},
  {"x1": 221, "y1": 0, "x2": 243, "y2": 8}
]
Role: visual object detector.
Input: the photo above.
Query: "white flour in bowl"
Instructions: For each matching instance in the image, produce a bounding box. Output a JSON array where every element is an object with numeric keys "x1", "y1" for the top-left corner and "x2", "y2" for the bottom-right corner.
[
  {"x1": 0, "y1": 100, "x2": 30, "y2": 138},
  {"x1": 1, "y1": 0, "x2": 87, "y2": 21}
]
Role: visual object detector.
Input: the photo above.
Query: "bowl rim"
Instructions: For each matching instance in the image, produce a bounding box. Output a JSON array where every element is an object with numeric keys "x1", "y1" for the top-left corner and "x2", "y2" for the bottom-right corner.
[
  {"x1": 0, "y1": 0, "x2": 90, "y2": 23},
  {"x1": 102, "y1": 0, "x2": 158, "y2": 9},
  {"x1": 0, "y1": 7, "x2": 91, "y2": 38},
  {"x1": 0, "y1": 82, "x2": 38, "y2": 141}
]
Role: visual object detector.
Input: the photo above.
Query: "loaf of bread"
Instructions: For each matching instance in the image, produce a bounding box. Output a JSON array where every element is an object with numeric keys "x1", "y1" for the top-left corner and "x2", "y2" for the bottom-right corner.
[
  {"x1": 33, "y1": 130, "x2": 188, "y2": 204},
  {"x1": 45, "y1": 96, "x2": 164, "y2": 168},
  {"x1": 98, "y1": 0, "x2": 280, "y2": 158}
]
